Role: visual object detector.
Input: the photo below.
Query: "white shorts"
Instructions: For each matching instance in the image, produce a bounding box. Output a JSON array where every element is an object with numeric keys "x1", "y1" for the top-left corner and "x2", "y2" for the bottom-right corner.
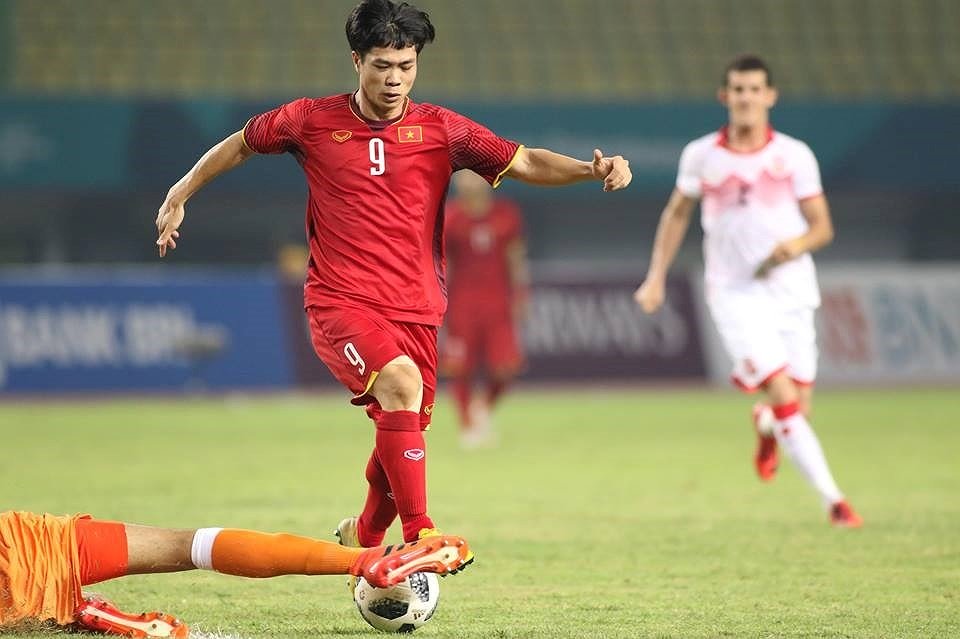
[{"x1": 707, "y1": 292, "x2": 817, "y2": 392}]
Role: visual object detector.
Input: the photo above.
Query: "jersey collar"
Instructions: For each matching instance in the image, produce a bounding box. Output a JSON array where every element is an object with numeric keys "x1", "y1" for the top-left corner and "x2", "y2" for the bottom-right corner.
[
  {"x1": 348, "y1": 92, "x2": 411, "y2": 130},
  {"x1": 717, "y1": 125, "x2": 774, "y2": 154}
]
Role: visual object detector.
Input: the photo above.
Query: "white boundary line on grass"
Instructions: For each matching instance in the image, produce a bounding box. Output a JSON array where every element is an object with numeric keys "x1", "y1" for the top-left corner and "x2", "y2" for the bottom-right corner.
[{"x1": 189, "y1": 629, "x2": 250, "y2": 639}]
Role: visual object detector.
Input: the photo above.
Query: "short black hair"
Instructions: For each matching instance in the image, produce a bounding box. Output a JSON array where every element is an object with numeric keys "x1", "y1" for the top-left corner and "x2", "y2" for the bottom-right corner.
[
  {"x1": 346, "y1": 0, "x2": 436, "y2": 58},
  {"x1": 722, "y1": 54, "x2": 774, "y2": 87}
]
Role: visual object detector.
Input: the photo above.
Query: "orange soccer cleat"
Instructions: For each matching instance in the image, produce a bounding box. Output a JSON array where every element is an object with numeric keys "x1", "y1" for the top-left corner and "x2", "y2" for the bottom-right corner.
[
  {"x1": 351, "y1": 534, "x2": 473, "y2": 588},
  {"x1": 417, "y1": 527, "x2": 475, "y2": 572},
  {"x1": 829, "y1": 500, "x2": 863, "y2": 528},
  {"x1": 752, "y1": 403, "x2": 779, "y2": 482},
  {"x1": 74, "y1": 595, "x2": 189, "y2": 638}
]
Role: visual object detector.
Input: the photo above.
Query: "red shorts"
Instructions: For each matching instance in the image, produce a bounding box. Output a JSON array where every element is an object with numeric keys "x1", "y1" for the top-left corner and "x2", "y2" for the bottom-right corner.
[
  {"x1": 307, "y1": 304, "x2": 438, "y2": 429},
  {"x1": 442, "y1": 309, "x2": 523, "y2": 377}
]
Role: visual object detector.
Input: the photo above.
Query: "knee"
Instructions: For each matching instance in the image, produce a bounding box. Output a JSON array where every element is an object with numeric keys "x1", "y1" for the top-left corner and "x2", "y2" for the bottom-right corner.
[
  {"x1": 374, "y1": 358, "x2": 423, "y2": 409},
  {"x1": 764, "y1": 372, "x2": 798, "y2": 406}
]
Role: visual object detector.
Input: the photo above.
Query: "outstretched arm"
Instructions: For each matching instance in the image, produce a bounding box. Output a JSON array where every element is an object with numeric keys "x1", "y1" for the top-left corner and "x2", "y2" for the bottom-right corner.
[
  {"x1": 634, "y1": 189, "x2": 698, "y2": 313},
  {"x1": 505, "y1": 147, "x2": 631, "y2": 191},
  {"x1": 155, "y1": 130, "x2": 255, "y2": 257}
]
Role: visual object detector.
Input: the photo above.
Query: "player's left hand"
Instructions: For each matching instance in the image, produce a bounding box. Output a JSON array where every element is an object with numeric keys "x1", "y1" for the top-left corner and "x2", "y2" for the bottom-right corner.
[
  {"x1": 756, "y1": 238, "x2": 806, "y2": 277},
  {"x1": 592, "y1": 149, "x2": 632, "y2": 192},
  {"x1": 155, "y1": 198, "x2": 185, "y2": 258},
  {"x1": 634, "y1": 278, "x2": 666, "y2": 314}
]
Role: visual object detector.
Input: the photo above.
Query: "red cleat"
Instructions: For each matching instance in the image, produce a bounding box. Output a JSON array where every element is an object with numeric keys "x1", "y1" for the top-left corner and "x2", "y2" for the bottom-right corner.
[
  {"x1": 752, "y1": 403, "x2": 779, "y2": 482},
  {"x1": 74, "y1": 595, "x2": 189, "y2": 638},
  {"x1": 829, "y1": 500, "x2": 863, "y2": 528}
]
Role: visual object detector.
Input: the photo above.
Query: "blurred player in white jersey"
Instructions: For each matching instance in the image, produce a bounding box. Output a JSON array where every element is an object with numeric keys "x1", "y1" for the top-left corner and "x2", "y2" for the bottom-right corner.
[{"x1": 634, "y1": 54, "x2": 861, "y2": 527}]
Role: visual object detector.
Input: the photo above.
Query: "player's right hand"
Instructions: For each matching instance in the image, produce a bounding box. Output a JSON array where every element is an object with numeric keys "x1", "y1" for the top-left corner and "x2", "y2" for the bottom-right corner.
[
  {"x1": 634, "y1": 279, "x2": 665, "y2": 314},
  {"x1": 591, "y1": 149, "x2": 632, "y2": 192},
  {"x1": 155, "y1": 199, "x2": 184, "y2": 258}
]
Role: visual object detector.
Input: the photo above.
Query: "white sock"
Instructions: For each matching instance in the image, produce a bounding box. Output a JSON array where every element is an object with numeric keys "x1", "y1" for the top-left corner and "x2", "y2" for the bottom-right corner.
[
  {"x1": 755, "y1": 404, "x2": 776, "y2": 436},
  {"x1": 191, "y1": 527, "x2": 223, "y2": 570},
  {"x1": 773, "y1": 410, "x2": 843, "y2": 508}
]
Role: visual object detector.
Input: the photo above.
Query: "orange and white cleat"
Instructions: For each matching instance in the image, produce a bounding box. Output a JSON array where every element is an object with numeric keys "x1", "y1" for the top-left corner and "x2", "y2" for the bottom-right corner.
[
  {"x1": 417, "y1": 527, "x2": 474, "y2": 575},
  {"x1": 74, "y1": 595, "x2": 189, "y2": 638},
  {"x1": 351, "y1": 534, "x2": 473, "y2": 588},
  {"x1": 752, "y1": 403, "x2": 779, "y2": 482},
  {"x1": 829, "y1": 500, "x2": 863, "y2": 528}
]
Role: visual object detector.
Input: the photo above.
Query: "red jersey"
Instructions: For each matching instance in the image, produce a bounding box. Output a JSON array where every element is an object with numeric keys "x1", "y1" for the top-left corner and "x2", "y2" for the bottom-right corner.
[
  {"x1": 243, "y1": 94, "x2": 521, "y2": 326},
  {"x1": 444, "y1": 199, "x2": 524, "y2": 314}
]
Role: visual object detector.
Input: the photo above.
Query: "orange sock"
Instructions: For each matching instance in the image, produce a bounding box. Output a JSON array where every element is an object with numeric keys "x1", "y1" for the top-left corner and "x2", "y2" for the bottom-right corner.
[{"x1": 210, "y1": 530, "x2": 366, "y2": 578}]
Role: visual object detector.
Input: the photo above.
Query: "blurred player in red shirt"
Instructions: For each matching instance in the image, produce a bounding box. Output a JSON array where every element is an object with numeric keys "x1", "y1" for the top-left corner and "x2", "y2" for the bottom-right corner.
[
  {"x1": 443, "y1": 170, "x2": 529, "y2": 448},
  {"x1": 155, "y1": 0, "x2": 631, "y2": 570}
]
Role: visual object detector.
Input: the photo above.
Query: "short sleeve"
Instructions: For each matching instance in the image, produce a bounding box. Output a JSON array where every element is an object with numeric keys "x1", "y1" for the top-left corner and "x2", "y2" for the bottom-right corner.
[
  {"x1": 792, "y1": 142, "x2": 823, "y2": 200},
  {"x1": 243, "y1": 98, "x2": 310, "y2": 155},
  {"x1": 675, "y1": 141, "x2": 704, "y2": 198},
  {"x1": 443, "y1": 110, "x2": 521, "y2": 187}
]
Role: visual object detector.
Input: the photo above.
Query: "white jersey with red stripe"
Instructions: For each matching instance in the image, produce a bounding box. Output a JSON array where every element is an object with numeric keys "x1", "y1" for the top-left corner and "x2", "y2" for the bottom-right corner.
[{"x1": 677, "y1": 127, "x2": 823, "y2": 310}]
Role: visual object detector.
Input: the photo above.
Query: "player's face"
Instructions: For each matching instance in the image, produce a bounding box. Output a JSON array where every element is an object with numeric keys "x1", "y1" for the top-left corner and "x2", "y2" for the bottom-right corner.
[
  {"x1": 719, "y1": 70, "x2": 778, "y2": 129},
  {"x1": 353, "y1": 46, "x2": 419, "y2": 119}
]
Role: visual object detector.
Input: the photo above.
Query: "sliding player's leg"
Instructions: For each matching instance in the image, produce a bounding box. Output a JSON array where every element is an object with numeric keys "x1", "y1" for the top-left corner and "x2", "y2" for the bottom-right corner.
[{"x1": 74, "y1": 518, "x2": 473, "y2": 637}]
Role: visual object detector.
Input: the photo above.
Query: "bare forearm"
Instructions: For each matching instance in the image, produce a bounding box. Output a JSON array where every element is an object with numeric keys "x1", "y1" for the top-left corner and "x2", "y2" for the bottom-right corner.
[
  {"x1": 510, "y1": 148, "x2": 593, "y2": 186},
  {"x1": 795, "y1": 195, "x2": 835, "y2": 254},
  {"x1": 166, "y1": 131, "x2": 252, "y2": 203},
  {"x1": 646, "y1": 220, "x2": 685, "y2": 281},
  {"x1": 646, "y1": 209, "x2": 693, "y2": 283},
  {"x1": 796, "y1": 220, "x2": 834, "y2": 254}
]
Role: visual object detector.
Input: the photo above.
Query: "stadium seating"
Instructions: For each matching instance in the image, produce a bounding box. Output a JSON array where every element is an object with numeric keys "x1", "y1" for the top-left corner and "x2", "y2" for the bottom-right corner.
[{"x1": 4, "y1": 0, "x2": 958, "y2": 99}]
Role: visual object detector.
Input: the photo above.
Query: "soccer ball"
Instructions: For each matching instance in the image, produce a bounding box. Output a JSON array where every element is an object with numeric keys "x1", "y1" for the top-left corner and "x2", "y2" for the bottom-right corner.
[{"x1": 353, "y1": 572, "x2": 440, "y2": 633}]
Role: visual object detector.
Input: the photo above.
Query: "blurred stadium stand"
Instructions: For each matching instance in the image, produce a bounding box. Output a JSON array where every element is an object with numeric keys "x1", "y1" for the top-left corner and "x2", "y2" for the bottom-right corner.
[{"x1": 5, "y1": 0, "x2": 959, "y2": 100}]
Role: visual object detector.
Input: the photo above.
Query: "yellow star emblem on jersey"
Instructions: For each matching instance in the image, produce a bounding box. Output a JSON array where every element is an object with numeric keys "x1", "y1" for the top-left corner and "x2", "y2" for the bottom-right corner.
[{"x1": 397, "y1": 126, "x2": 423, "y2": 144}]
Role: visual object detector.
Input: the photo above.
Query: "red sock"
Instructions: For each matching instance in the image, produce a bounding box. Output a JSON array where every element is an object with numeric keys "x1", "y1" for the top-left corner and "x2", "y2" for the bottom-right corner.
[
  {"x1": 375, "y1": 410, "x2": 434, "y2": 542},
  {"x1": 452, "y1": 377, "x2": 471, "y2": 430},
  {"x1": 357, "y1": 448, "x2": 397, "y2": 547},
  {"x1": 772, "y1": 401, "x2": 800, "y2": 420},
  {"x1": 486, "y1": 379, "x2": 508, "y2": 407}
]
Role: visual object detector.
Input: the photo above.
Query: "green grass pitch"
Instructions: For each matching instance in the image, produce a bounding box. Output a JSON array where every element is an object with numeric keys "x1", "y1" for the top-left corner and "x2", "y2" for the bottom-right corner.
[{"x1": 1, "y1": 387, "x2": 958, "y2": 638}]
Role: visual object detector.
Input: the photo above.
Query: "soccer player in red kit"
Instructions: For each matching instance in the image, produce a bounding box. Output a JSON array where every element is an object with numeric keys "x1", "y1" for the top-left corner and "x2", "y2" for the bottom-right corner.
[
  {"x1": 443, "y1": 170, "x2": 530, "y2": 448},
  {"x1": 155, "y1": 0, "x2": 631, "y2": 568}
]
